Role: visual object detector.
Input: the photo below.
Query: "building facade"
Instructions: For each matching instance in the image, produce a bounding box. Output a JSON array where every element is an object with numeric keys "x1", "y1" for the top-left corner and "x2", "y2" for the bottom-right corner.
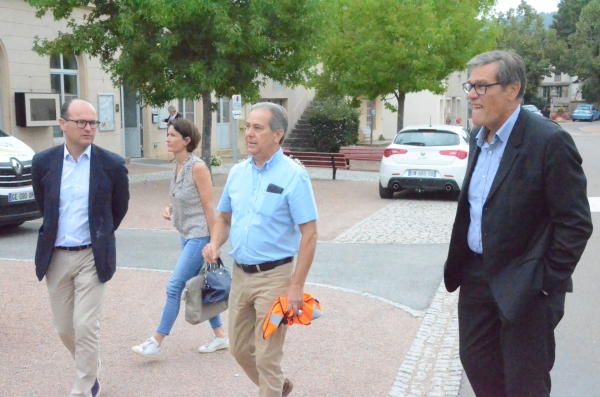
[
  {"x1": 358, "y1": 71, "x2": 468, "y2": 141},
  {"x1": 538, "y1": 72, "x2": 582, "y2": 112},
  {"x1": 0, "y1": 0, "x2": 314, "y2": 160}
]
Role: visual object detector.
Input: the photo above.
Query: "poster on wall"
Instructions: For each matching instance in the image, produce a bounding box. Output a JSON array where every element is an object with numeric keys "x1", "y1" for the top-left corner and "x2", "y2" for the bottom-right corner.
[{"x1": 98, "y1": 94, "x2": 115, "y2": 131}]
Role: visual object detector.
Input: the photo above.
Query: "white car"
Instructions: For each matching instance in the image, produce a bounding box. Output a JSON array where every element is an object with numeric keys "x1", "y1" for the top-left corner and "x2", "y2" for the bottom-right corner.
[
  {"x1": 0, "y1": 128, "x2": 41, "y2": 227},
  {"x1": 379, "y1": 125, "x2": 470, "y2": 198}
]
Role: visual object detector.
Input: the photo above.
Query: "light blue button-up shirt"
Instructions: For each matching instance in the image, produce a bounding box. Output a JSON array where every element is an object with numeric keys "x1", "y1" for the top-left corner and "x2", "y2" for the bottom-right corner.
[
  {"x1": 467, "y1": 106, "x2": 521, "y2": 253},
  {"x1": 55, "y1": 144, "x2": 92, "y2": 247},
  {"x1": 218, "y1": 148, "x2": 318, "y2": 265}
]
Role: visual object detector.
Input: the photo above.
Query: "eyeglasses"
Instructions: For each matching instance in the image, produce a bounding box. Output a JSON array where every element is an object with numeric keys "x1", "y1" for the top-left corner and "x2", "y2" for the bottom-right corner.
[
  {"x1": 462, "y1": 82, "x2": 502, "y2": 95},
  {"x1": 64, "y1": 119, "x2": 100, "y2": 129}
]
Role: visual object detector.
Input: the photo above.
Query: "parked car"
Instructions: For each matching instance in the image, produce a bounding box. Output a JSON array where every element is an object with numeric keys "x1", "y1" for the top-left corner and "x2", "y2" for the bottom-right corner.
[
  {"x1": 0, "y1": 128, "x2": 41, "y2": 228},
  {"x1": 571, "y1": 104, "x2": 600, "y2": 122},
  {"x1": 522, "y1": 104, "x2": 543, "y2": 116},
  {"x1": 379, "y1": 125, "x2": 470, "y2": 198}
]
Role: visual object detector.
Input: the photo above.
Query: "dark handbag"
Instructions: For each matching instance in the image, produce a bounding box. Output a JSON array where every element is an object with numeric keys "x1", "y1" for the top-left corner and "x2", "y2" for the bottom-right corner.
[
  {"x1": 202, "y1": 258, "x2": 232, "y2": 304},
  {"x1": 182, "y1": 271, "x2": 228, "y2": 325}
]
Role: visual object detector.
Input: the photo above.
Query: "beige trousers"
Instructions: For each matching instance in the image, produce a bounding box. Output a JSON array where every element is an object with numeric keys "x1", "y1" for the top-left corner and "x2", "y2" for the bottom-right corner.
[
  {"x1": 229, "y1": 262, "x2": 293, "y2": 397},
  {"x1": 45, "y1": 248, "x2": 105, "y2": 397}
]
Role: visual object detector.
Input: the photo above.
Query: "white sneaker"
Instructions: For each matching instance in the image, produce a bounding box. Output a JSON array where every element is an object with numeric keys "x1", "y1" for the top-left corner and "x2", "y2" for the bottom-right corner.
[
  {"x1": 132, "y1": 337, "x2": 162, "y2": 359},
  {"x1": 198, "y1": 336, "x2": 229, "y2": 353}
]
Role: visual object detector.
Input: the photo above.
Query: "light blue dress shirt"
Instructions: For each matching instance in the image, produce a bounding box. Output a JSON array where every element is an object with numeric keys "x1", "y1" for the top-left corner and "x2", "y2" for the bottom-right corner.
[
  {"x1": 467, "y1": 106, "x2": 521, "y2": 253},
  {"x1": 218, "y1": 148, "x2": 318, "y2": 265},
  {"x1": 55, "y1": 144, "x2": 92, "y2": 247}
]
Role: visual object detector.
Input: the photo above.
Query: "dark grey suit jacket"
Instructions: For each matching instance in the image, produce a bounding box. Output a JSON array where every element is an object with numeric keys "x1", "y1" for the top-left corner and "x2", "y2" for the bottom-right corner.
[
  {"x1": 31, "y1": 144, "x2": 130, "y2": 283},
  {"x1": 444, "y1": 108, "x2": 593, "y2": 322}
]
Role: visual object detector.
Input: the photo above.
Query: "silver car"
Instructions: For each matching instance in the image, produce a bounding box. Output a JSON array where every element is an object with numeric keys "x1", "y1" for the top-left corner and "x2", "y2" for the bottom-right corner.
[{"x1": 522, "y1": 104, "x2": 543, "y2": 116}]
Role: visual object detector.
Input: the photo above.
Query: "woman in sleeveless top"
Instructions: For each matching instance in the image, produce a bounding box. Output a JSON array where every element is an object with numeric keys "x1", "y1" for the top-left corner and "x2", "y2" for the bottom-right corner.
[{"x1": 132, "y1": 118, "x2": 228, "y2": 358}]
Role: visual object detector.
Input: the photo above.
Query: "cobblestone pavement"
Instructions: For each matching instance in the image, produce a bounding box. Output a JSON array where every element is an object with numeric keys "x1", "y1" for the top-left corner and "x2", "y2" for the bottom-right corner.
[
  {"x1": 329, "y1": 189, "x2": 462, "y2": 396},
  {"x1": 388, "y1": 284, "x2": 461, "y2": 397},
  {"x1": 334, "y1": 200, "x2": 457, "y2": 244}
]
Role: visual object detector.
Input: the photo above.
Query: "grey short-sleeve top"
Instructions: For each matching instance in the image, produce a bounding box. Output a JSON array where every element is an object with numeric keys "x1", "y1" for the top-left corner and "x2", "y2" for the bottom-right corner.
[{"x1": 170, "y1": 155, "x2": 209, "y2": 239}]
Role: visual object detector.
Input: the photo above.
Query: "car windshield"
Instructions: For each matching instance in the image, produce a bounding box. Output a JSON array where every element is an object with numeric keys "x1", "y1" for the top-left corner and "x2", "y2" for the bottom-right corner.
[
  {"x1": 577, "y1": 105, "x2": 591, "y2": 110},
  {"x1": 394, "y1": 130, "x2": 459, "y2": 146},
  {"x1": 0, "y1": 129, "x2": 8, "y2": 137}
]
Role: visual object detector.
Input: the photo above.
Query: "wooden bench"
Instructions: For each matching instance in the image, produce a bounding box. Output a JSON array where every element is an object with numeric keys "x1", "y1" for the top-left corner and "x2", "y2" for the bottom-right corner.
[
  {"x1": 339, "y1": 146, "x2": 386, "y2": 166},
  {"x1": 283, "y1": 150, "x2": 348, "y2": 180}
]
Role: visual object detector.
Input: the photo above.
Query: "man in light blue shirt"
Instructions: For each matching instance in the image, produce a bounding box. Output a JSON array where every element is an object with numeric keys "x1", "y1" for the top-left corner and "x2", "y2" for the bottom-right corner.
[
  {"x1": 203, "y1": 102, "x2": 318, "y2": 397},
  {"x1": 467, "y1": 105, "x2": 519, "y2": 253}
]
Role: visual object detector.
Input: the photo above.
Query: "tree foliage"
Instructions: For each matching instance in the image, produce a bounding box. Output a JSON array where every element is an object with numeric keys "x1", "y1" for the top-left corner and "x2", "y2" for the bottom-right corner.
[
  {"x1": 25, "y1": 0, "x2": 326, "y2": 168},
  {"x1": 496, "y1": 1, "x2": 559, "y2": 104},
  {"x1": 551, "y1": 0, "x2": 592, "y2": 40},
  {"x1": 568, "y1": 0, "x2": 600, "y2": 102},
  {"x1": 311, "y1": 0, "x2": 497, "y2": 131}
]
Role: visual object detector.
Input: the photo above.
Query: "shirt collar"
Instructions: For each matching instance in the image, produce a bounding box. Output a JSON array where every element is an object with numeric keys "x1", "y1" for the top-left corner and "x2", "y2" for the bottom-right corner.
[
  {"x1": 475, "y1": 106, "x2": 521, "y2": 147},
  {"x1": 251, "y1": 147, "x2": 284, "y2": 171},
  {"x1": 63, "y1": 144, "x2": 92, "y2": 161}
]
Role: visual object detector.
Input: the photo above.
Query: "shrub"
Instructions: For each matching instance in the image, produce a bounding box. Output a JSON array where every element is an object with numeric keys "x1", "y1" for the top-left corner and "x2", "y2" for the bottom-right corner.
[
  {"x1": 305, "y1": 97, "x2": 360, "y2": 152},
  {"x1": 211, "y1": 154, "x2": 222, "y2": 167}
]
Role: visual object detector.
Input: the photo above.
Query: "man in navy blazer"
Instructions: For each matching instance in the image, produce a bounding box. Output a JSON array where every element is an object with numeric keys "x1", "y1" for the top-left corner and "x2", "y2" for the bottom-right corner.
[
  {"x1": 32, "y1": 99, "x2": 129, "y2": 397},
  {"x1": 444, "y1": 51, "x2": 592, "y2": 396}
]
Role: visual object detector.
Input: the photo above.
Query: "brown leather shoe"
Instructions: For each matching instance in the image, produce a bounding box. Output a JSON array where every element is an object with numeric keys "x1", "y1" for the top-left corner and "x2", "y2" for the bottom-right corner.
[{"x1": 282, "y1": 378, "x2": 293, "y2": 396}]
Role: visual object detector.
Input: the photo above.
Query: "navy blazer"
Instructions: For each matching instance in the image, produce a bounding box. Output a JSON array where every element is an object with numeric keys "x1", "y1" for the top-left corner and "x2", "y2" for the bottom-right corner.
[
  {"x1": 31, "y1": 144, "x2": 130, "y2": 283},
  {"x1": 444, "y1": 108, "x2": 593, "y2": 322}
]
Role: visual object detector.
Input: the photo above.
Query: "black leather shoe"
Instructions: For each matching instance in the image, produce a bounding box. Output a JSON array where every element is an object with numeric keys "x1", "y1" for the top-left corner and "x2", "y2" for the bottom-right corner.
[
  {"x1": 91, "y1": 379, "x2": 101, "y2": 397},
  {"x1": 282, "y1": 378, "x2": 293, "y2": 396}
]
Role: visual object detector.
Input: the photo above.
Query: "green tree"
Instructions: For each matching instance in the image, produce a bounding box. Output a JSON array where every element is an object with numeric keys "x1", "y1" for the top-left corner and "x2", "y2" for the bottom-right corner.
[
  {"x1": 568, "y1": 0, "x2": 600, "y2": 102},
  {"x1": 26, "y1": 0, "x2": 326, "y2": 169},
  {"x1": 311, "y1": 0, "x2": 496, "y2": 131},
  {"x1": 496, "y1": 1, "x2": 559, "y2": 104},
  {"x1": 551, "y1": 0, "x2": 592, "y2": 40}
]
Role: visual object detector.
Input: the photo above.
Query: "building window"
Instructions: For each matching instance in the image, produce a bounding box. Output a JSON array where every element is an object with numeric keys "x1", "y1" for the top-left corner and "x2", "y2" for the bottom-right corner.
[
  {"x1": 554, "y1": 73, "x2": 562, "y2": 82},
  {"x1": 178, "y1": 99, "x2": 195, "y2": 122},
  {"x1": 50, "y1": 54, "x2": 79, "y2": 140},
  {"x1": 366, "y1": 100, "x2": 376, "y2": 129},
  {"x1": 216, "y1": 97, "x2": 230, "y2": 125}
]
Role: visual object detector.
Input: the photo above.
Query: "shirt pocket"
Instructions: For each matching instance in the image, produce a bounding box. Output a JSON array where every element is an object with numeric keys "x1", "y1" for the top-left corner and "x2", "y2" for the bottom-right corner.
[{"x1": 259, "y1": 192, "x2": 283, "y2": 218}]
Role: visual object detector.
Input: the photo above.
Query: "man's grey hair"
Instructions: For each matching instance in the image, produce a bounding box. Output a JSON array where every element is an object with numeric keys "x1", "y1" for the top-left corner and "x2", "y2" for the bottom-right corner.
[
  {"x1": 167, "y1": 105, "x2": 177, "y2": 112},
  {"x1": 250, "y1": 102, "x2": 288, "y2": 144},
  {"x1": 467, "y1": 50, "x2": 526, "y2": 99}
]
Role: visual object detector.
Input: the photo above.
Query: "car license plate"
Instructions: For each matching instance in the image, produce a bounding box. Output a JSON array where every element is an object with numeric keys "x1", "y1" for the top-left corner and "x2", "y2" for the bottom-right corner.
[
  {"x1": 408, "y1": 170, "x2": 435, "y2": 177},
  {"x1": 8, "y1": 191, "x2": 35, "y2": 203}
]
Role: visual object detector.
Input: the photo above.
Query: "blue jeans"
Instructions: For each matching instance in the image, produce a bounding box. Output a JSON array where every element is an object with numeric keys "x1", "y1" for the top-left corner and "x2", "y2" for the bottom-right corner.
[{"x1": 156, "y1": 236, "x2": 222, "y2": 336}]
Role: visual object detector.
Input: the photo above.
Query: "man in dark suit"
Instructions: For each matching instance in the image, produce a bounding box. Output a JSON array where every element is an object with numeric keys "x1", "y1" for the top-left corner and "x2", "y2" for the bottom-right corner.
[
  {"x1": 444, "y1": 51, "x2": 592, "y2": 397},
  {"x1": 163, "y1": 105, "x2": 182, "y2": 123},
  {"x1": 32, "y1": 99, "x2": 129, "y2": 397}
]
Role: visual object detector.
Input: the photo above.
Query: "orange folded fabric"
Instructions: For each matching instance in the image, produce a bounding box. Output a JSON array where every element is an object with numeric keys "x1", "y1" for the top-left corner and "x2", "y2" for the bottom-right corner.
[{"x1": 262, "y1": 292, "x2": 323, "y2": 339}]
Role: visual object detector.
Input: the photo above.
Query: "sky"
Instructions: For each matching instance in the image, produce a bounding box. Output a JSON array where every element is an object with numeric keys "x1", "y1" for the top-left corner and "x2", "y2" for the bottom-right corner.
[{"x1": 494, "y1": 0, "x2": 559, "y2": 14}]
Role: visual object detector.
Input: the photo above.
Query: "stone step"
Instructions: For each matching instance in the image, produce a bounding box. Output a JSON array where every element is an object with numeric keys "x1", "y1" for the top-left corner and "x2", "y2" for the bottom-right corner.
[
  {"x1": 286, "y1": 135, "x2": 313, "y2": 142},
  {"x1": 283, "y1": 146, "x2": 317, "y2": 153}
]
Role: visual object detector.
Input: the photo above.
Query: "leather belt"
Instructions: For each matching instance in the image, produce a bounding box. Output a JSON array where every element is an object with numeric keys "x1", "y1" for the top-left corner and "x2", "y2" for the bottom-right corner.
[
  {"x1": 55, "y1": 244, "x2": 92, "y2": 252},
  {"x1": 236, "y1": 257, "x2": 293, "y2": 274}
]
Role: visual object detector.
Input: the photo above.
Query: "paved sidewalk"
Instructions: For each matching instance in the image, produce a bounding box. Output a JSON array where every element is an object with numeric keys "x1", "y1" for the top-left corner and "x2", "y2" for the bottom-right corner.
[{"x1": 1, "y1": 160, "x2": 465, "y2": 397}]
